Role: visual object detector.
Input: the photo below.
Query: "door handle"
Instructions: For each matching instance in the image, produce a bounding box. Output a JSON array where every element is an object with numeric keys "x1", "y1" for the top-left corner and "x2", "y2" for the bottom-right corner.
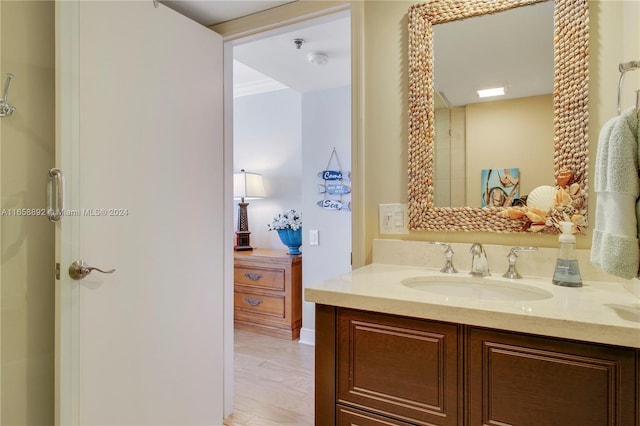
[
  {"x1": 47, "y1": 168, "x2": 64, "y2": 222},
  {"x1": 243, "y1": 297, "x2": 263, "y2": 307},
  {"x1": 244, "y1": 273, "x2": 263, "y2": 281},
  {"x1": 69, "y1": 260, "x2": 116, "y2": 280}
]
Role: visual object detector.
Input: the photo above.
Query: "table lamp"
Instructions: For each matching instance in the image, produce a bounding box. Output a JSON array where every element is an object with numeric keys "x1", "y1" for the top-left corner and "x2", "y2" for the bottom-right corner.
[{"x1": 233, "y1": 169, "x2": 266, "y2": 251}]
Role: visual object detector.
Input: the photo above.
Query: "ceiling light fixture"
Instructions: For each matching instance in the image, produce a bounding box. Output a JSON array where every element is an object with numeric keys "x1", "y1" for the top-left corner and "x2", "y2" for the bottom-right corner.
[
  {"x1": 307, "y1": 52, "x2": 329, "y2": 65},
  {"x1": 477, "y1": 87, "x2": 506, "y2": 98}
]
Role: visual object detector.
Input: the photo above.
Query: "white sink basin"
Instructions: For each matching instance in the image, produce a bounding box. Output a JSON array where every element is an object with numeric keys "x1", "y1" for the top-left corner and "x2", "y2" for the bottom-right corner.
[
  {"x1": 606, "y1": 304, "x2": 640, "y2": 323},
  {"x1": 402, "y1": 276, "x2": 553, "y2": 301}
]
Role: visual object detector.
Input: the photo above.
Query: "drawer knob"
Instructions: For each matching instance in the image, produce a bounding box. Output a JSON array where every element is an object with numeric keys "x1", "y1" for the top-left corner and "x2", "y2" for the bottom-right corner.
[
  {"x1": 244, "y1": 297, "x2": 263, "y2": 307},
  {"x1": 245, "y1": 273, "x2": 263, "y2": 281}
]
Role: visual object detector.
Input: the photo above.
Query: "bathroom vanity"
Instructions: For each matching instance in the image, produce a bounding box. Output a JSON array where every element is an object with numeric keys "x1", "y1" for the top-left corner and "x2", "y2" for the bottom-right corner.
[{"x1": 306, "y1": 263, "x2": 640, "y2": 426}]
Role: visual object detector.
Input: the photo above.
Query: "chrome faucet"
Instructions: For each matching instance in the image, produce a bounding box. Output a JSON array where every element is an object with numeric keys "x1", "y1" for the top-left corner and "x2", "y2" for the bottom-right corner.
[
  {"x1": 502, "y1": 246, "x2": 538, "y2": 279},
  {"x1": 427, "y1": 242, "x2": 458, "y2": 273},
  {"x1": 469, "y1": 243, "x2": 490, "y2": 276}
]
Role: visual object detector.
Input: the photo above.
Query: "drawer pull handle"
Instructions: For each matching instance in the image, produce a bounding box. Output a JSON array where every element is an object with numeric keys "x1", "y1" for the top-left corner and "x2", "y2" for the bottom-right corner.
[
  {"x1": 244, "y1": 297, "x2": 263, "y2": 307},
  {"x1": 245, "y1": 273, "x2": 263, "y2": 281}
]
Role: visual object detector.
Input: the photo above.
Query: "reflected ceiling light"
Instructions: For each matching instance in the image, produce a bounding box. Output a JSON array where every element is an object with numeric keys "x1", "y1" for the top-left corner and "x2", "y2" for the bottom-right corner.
[
  {"x1": 477, "y1": 87, "x2": 506, "y2": 98},
  {"x1": 307, "y1": 52, "x2": 329, "y2": 65}
]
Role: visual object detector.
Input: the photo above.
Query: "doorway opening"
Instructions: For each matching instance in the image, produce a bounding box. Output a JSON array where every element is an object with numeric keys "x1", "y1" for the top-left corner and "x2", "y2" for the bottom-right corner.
[{"x1": 226, "y1": 10, "x2": 352, "y2": 423}]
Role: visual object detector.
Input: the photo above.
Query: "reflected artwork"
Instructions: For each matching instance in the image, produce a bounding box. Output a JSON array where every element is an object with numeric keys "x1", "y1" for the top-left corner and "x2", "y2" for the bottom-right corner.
[{"x1": 481, "y1": 168, "x2": 520, "y2": 207}]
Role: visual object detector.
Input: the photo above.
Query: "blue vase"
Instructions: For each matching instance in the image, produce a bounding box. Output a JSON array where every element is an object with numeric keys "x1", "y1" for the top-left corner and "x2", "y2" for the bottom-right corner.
[{"x1": 277, "y1": 228, "x2": 302, "y2": 255}]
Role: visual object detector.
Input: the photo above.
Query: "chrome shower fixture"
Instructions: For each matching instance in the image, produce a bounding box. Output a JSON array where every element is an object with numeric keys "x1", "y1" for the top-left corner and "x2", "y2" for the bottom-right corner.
[{"x1": 0, "y1": 73, "x2": 16, "y2": 117}]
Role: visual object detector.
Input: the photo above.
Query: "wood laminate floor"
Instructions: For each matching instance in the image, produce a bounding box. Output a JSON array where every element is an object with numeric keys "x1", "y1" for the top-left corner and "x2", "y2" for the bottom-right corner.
[{"x1": 223, "y1": 329, "x2": 314, "y2": 426}]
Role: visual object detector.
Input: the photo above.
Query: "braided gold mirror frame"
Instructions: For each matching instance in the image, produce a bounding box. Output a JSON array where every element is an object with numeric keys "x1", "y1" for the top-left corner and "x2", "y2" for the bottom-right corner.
[{"x1": 408, "y1": 0, "x2": 589, "y2": 233}]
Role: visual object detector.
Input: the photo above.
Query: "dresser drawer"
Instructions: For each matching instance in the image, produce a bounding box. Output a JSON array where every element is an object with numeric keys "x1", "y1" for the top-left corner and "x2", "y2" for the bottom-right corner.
[
  {"x1": 234, "y1": 265, "x2": 285, "y2": 291},
  {"x1": 234, "y1": 290, "x2": 285, "y2": 319}
]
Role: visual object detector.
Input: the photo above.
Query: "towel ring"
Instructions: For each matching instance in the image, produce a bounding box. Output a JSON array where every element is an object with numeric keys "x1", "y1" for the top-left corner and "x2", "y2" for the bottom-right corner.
[{"x1": 617, "y1": 60, "x2": 640, "y2": 115}]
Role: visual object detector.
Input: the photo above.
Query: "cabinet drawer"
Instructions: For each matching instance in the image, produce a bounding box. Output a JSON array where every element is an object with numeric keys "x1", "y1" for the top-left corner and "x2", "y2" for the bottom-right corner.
[
  {"x1": 337, "y1": 405, "x2": 416, "y2": 426},
  {"x1": 234, "y1": 290, "x2": 285, "y2": 319},
  {"x1": 234, "y1": 265, "x2": 285, "y2": 290}
]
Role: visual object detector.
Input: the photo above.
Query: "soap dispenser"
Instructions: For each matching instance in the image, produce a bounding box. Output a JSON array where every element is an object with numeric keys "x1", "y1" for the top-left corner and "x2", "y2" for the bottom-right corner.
[{"x1": 552, "y1": 221, "x2": 582, "y2": 287}]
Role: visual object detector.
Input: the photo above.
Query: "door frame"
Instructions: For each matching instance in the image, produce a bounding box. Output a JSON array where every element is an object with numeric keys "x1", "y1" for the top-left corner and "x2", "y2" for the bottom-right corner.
[
  {"x1": 214, "y1": 1, "x2": 364, "y2": 417},
  {"x1": 0, "y1": 1, "x2": 3, "y2": 416}
]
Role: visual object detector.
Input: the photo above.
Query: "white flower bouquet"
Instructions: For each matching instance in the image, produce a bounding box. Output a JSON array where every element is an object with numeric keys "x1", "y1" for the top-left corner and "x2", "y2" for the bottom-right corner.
[{"x1": 268, "y1": 209, "x2": 302, "y2": 231}]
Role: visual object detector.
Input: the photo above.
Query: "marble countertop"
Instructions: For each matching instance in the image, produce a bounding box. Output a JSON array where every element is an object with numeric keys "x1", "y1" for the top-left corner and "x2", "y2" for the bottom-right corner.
[{"x1": 304, "y1": 263, "x2": 640, "y2": 349}]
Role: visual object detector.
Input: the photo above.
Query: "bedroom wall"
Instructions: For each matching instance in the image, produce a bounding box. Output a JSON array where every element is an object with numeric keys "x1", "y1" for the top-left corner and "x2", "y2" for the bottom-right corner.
[
  {"x1": 300, "y1": 85, "x2": 351, "y2": 342},
  {"x1": 233, "y1": 88, "x2": 303, "y2": 249},
  {"x1": 234, "y1": 85, "x2": 352, "y2": 339}
]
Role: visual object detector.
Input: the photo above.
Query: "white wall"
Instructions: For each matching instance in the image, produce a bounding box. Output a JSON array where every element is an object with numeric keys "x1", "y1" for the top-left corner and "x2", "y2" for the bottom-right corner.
[
  {"x1": 233, "y1": 88, "x2": 302, "y2": 249},
  {"x1": 300, "y1": 85, "x2": 352, "y2": 343}
]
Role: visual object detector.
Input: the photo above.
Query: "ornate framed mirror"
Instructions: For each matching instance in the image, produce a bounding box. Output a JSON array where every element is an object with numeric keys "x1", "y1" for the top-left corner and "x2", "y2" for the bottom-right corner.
[{"x1": 407, "y1": 0, "x2": 589, "y2": 233}]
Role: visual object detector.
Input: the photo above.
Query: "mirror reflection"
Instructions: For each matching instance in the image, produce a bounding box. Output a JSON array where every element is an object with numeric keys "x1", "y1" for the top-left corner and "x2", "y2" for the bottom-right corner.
[
  {"x1": 432, "y1": 1, "x2": 555, "y2": 207},
  {"x1": 407, "y1": 0, "x2": 589, "y2": 233}
]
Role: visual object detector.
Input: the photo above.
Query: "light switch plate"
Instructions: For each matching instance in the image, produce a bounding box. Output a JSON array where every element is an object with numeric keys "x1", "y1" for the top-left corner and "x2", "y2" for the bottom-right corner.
[
  {"x1": 309, "y1": 229, "x2": 319, "y2": 246},
  {"x1": 379, "y1": 204, "x2": 409, "y2": 235}
]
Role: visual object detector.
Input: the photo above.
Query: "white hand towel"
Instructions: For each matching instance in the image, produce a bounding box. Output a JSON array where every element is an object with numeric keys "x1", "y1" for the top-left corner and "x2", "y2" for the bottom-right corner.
[{"x1": 590, "y1": 108, "x2": 640, "y2": 279}]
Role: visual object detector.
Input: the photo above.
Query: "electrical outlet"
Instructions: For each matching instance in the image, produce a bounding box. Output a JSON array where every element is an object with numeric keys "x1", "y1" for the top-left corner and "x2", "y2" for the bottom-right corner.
[{"x1": 379, "y1": 204, "x2": 409, "y2": 234}]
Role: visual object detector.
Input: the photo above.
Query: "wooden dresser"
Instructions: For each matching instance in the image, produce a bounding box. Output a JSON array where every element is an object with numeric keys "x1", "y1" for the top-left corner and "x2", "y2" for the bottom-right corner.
[{"x1": 233, "y1": 249, "x2": 302, "y2": 340}]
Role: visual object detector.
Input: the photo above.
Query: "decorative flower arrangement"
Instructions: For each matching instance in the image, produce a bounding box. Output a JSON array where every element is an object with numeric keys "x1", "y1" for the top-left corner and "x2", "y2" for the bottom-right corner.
[
  {"x1": 268, "y1": 209, "x2": 302, "y2": 231},
  {"x1": 501, "y1": 170, "x2": 587, "y2": 234}
]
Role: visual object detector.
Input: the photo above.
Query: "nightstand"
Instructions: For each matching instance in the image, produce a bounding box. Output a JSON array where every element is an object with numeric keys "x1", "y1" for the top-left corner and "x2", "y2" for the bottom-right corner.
[{"x1": 233, "y1": 249, "x2": 302, "y2": 340}]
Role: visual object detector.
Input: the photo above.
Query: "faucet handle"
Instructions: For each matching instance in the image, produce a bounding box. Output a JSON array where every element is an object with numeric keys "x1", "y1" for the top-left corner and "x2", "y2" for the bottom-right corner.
[
  {"x1": 502, "y1": 246, "x2": 538, "y2": 279},
  {"x1": 427, "y1": 242, "x2": 458, "y2": 274}
]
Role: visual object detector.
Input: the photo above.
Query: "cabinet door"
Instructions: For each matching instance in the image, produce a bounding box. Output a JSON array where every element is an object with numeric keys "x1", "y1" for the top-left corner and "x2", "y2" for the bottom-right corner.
[
  {"x1": 337, "y1": 309, "x2": 461, "y2": 426},
  {"x1": 468, "y1": 327, "x2": 638, "y2": 426}
]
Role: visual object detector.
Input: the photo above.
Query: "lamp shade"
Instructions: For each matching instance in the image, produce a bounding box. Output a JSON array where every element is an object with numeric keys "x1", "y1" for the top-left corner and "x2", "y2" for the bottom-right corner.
[{"x1": 233, "y1": 170, "x2": 266, "y2": 200}]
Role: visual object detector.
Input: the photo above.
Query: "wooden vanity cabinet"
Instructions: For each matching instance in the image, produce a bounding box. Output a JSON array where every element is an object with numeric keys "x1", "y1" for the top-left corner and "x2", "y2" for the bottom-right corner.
[
  {"x1": 233, "y1": 249, "x2": 301, "y2": 339},
  {"x1": 316, "y1": 305, "x2": 639, "y2": 426}
]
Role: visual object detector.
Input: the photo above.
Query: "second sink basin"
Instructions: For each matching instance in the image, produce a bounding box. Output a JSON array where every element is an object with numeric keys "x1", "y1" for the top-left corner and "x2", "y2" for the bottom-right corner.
[{"x1": 402, "y1": 276, "x2": 553, "y2": 301}]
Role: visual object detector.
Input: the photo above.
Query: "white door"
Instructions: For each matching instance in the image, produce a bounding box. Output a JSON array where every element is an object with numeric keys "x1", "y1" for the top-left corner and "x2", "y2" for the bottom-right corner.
[{"x1": 55, "y1": 1, "x2": 225, "y2": 424}]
